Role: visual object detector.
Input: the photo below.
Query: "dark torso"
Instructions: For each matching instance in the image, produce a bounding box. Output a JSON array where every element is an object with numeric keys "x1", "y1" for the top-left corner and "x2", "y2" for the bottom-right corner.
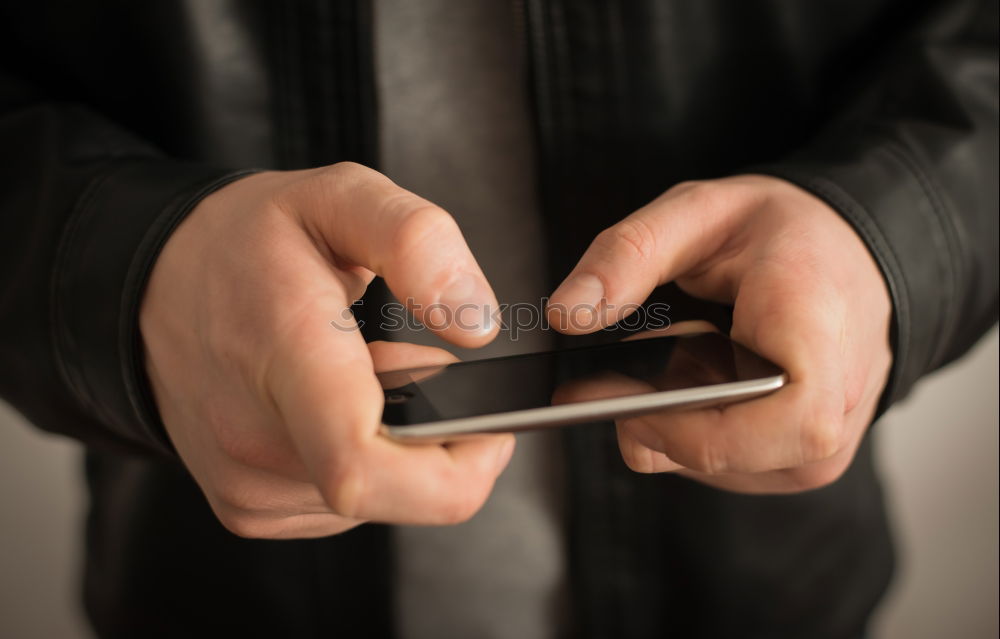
[{"x1": 2, "y1": 2, "x2": 911, "y2": 636}]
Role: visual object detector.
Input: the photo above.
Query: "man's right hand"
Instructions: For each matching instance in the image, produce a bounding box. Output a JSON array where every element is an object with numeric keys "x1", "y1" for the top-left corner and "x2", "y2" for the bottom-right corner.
[{"x1": 140, "y1": 162, "x2": 515, "y2": 539}]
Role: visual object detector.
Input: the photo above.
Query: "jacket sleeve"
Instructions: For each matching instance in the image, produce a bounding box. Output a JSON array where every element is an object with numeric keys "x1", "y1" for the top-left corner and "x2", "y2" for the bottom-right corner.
[
  {"x1": 0, "y1": 72, "x2": 253, "y2": 457},
  {"x1": 757, "y1": 0, "x2": 999, "y2": 413}
]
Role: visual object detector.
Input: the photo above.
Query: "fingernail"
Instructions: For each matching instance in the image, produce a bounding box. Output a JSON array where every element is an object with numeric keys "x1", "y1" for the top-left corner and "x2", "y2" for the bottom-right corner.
[
  {"x1": 439, "y1": 273, "x2": 494, "y2": 335},
  {"x1": 550, "y1": 273, "x2": 604, "y2": 331}
]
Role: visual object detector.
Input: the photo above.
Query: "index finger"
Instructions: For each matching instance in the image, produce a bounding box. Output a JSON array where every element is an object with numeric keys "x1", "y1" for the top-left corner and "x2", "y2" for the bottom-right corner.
[{"x1": 279, "y1": 163, "x2": 500, "y2": 347}]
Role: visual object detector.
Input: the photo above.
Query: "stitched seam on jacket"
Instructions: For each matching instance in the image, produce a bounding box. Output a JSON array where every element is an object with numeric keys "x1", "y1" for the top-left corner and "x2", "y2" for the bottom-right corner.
[
  {"x1": 881, "y1": 141, "x2": 962, "y2": 368},
  {"x1": 49, "y1": 162, "x2": 123, "y2": 423}
]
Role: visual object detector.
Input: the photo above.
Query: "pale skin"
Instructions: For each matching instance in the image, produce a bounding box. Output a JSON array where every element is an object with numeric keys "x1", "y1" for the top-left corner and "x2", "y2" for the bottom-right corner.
[{"x1": 141, "y1": 163, "x2": 892, "y2": 539}]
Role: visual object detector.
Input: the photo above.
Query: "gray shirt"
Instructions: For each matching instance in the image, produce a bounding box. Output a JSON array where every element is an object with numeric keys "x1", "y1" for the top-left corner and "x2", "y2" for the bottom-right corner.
[{"x1": 375, "y1": 1, "x2": 568, "y2": 637}]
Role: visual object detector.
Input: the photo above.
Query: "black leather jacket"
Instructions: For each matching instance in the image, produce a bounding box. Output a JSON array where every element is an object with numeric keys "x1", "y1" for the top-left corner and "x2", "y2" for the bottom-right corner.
[{"x1": 1, "y1": 1, "x2": 996, "y2": 637}]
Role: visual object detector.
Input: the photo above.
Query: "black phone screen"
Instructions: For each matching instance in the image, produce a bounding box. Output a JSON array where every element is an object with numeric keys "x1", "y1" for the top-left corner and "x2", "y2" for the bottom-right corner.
[{"x1": 378, "y1": 332, "x2": 782, "y2": 427}]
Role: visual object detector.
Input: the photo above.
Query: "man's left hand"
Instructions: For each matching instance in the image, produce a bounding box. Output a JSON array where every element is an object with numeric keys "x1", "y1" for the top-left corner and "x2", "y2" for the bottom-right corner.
[{"x1": 547, "y1": 175, "x2": 892, "y2": 494}]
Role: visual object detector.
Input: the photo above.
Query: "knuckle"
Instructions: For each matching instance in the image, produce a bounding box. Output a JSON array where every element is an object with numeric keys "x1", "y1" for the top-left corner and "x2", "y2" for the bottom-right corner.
[
  {"x1": 677, "y1": 181, "x2": 723, "y2": 211},
  {"x1": 387, "y1": 202, "x2": 459, "y2": 262},
  {"x1": 276, "y1": 162, "x2": 369, "y2": 219},
  {"x1": 318, "y1": 161, "x2": 366, "y2": 187},
  {"x1": 699, "y1": 442, "x2": 731, "y2": 475},
  {"x1": 321, "y1": 461, "x2": 367, "y2": 519},
  {"x1": 599, "y1": 216, "x2": 658, "y2": 263},
  {"x1": 678, "y1": 435, "x2": 729, "y2": 475},
  {"x1": 676, "y1": 179, "x2": 760, "y2": 218},
  {"x1": 799, "y1": 411, "x2": 845, "y2": 464},
  {"x1": 327, "y1": 160, "x2": 364, "y2": 175},
  {"x1": 665, "y1": 179, "x2": 706, "y2": 199}
]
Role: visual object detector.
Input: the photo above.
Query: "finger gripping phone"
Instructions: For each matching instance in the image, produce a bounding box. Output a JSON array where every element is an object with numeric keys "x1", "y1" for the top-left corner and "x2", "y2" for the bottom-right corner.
[{"x1": 378, "y1": 332, "x2": 786, "y2": 443}]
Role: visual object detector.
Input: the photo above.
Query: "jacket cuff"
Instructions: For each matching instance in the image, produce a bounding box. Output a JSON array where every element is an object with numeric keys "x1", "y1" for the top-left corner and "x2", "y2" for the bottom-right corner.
[
  {"x1": 756, "y1": 143, "x2": 959, "y2": 416},
  {"x1": 51, "y1": 160, "x2": 257, "y2": 456}
]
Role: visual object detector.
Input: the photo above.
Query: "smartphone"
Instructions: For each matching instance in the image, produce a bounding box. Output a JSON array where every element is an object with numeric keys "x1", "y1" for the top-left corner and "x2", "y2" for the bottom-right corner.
[{"x1": 378, "y1": 332, "x2": 786, "y2": 443}]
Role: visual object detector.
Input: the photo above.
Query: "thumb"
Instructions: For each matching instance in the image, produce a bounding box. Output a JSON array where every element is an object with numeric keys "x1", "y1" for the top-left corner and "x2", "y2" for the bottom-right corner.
[
  {"x1": 279, "y1": 163, "x2": 500, "y2": 347},
  {"x1": 546, "y1": 181, "x2": 757, "y2": 334}
]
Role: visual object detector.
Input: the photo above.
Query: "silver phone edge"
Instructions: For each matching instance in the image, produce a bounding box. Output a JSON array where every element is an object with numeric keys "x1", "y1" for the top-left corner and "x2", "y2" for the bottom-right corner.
[{"x1": 380, "y1": 374, "x2": 787, "y2": 443}]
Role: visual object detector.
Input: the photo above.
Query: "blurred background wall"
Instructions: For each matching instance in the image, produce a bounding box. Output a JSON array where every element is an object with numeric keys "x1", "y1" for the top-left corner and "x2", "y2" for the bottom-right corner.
[{"x1": 1, "y1": 329, "x2": 997, "y2": 638}]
